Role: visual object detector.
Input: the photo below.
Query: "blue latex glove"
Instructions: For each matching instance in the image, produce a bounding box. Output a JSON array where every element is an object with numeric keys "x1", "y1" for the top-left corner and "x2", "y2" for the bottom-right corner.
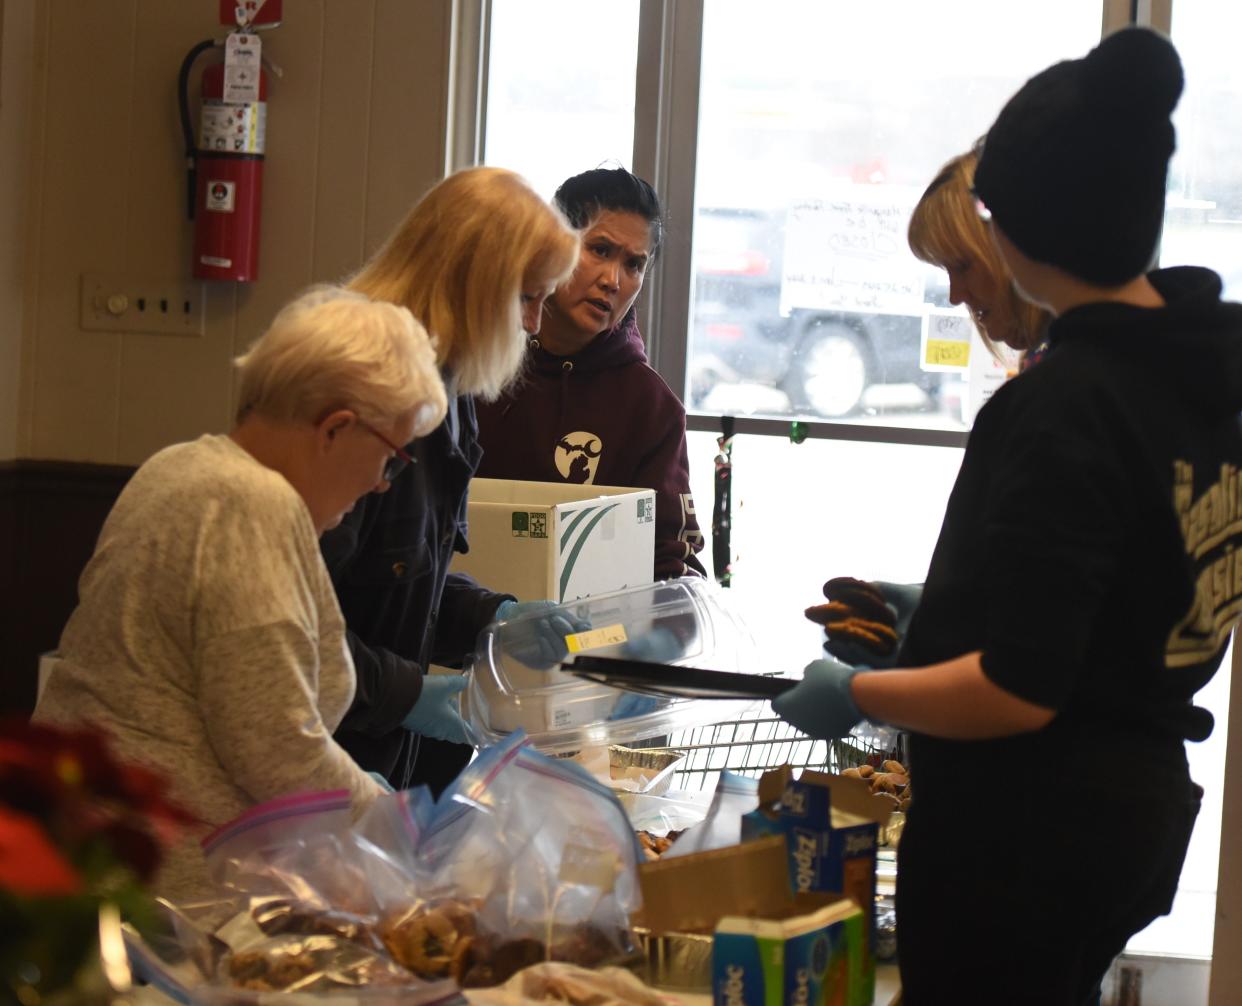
[
  {"x1": 621, "y1": 626, "x2": 685, "y2": 663},
  {"x1": 401, "y1": 673, "x2": 471, "y2": 745},
  {"x1": 824, "y1": 581, "x2": 924, "y2": 669},
  {"x1": 367, "y1": 770, "x2": 395, "y2": 793},
  {"x1": 770, "y1": 656, "x2": 864, "y2": 739},
  {"x1": 605, "y1": 627, "x2": 685, "y2": 720},
  {"x1": 495, "y1": 599, "x2": 590, "y2": 669}
]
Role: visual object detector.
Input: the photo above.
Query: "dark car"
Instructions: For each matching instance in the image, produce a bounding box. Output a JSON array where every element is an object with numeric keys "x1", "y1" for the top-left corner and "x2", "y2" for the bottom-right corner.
[{"x1": 689, "y1": 205, "x2": 947, "y2": 418}]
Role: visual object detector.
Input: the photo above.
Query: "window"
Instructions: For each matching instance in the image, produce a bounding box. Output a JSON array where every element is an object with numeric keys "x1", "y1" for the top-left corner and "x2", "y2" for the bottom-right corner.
[
  {"x1": 687, "y1": 1, "x2": 1101, "y2": 427},
  {"x1": 482, "y1": 0, "x2": 640, "y2": 197}
]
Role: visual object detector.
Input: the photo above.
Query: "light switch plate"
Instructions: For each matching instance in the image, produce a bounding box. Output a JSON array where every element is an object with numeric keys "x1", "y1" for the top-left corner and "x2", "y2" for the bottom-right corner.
[{"x1": 80, "y1": 273, "x2": 206, "y2": 336}]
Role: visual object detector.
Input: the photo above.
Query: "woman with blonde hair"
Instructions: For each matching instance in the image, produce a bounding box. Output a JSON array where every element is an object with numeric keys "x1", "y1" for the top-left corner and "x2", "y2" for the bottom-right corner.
[
  {"x1": 908, "y1": 147, "x2": 1051, "y2": 366},
  {"x1": 323, "y1": 166, "x2": 581, "y2": 793},
  {"x1": 810, "y1": 149, "x2": 1058, "y2": 676},
  {"x1": 34, "y1": 286, "x2": 447, "y2": 903}
]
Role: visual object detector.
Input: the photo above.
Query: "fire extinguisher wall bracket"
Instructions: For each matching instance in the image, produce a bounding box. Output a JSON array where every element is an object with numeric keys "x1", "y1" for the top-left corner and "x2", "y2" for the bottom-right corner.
[
  {"x1": 220, "y1": 0, "x2": 283, "y2": 30},
  {"x1": 177, "y1": 36, "x2": 268, "y2": 283}
]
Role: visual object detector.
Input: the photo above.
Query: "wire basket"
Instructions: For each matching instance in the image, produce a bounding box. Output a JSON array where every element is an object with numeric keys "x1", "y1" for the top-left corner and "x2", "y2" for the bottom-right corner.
[{"x1": 648, "y1": 706, "x2": 904, "y2": 794}]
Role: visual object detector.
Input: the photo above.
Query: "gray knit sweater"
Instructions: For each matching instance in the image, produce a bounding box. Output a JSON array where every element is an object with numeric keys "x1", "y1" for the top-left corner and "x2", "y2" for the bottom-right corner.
[{"x1": 34, "y1": 434, "x2": 381, "y2": 903}]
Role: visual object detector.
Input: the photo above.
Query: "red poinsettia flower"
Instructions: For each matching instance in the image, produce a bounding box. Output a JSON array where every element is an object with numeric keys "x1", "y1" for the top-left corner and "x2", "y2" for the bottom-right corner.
[
  {"x1": 0, "y1": 718, "x2": 196, "y2": 885},
  {"x1": 0, "y1": 806, "x2": 82, "y2": 896}
]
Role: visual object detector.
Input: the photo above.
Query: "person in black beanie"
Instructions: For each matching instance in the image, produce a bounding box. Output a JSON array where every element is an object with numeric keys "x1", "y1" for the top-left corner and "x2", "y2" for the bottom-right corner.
[{"x1": 771, "y1": 27, "x2": 1242, "y2": 1005}]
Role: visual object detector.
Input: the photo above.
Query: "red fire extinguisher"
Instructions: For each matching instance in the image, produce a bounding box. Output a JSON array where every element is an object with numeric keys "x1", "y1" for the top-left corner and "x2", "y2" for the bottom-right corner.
[{"x1": 178, "y1": 4, "x2": 281, "y2": 282}]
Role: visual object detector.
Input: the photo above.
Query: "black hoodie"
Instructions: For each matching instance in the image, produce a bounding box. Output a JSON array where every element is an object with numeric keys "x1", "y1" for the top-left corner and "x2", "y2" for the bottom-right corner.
[
  {"x1": 475, "y1": 314, "x2": 706, "y2": 579},
  {"x1": 901, "y1": 266, "x2": 1242, "y2": 786}
]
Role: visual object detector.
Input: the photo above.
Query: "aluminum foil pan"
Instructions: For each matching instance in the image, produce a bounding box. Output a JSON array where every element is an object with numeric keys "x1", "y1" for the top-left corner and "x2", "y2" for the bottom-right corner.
[{"x1": 632, "y1": 927, "x2": 713, "y2": 991}]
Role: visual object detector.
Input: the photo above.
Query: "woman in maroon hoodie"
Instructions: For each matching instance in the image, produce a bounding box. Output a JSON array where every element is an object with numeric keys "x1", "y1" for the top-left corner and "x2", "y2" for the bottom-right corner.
[{"x1": 475, "y1": 167, "x2": 706, "y2": 580}]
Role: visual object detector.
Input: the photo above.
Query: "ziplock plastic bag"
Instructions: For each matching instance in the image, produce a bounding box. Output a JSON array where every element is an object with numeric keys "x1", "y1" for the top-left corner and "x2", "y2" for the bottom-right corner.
[
  {"x1": 146, "y1": 734, "x2": 645, "y2": 997},
  {"x1": 203, "y1": 790, "x2": 423, "y2": 921},
  {"x1": 123, "y1": 898, "x2": 463, "y2": 1006},
  {"x1": 618, "y1": 791, "x2": 711, "y2": 837},
  {"x1": 406, "y1": 732, "x2": 644, "y2": 986},
  {"x1": 172, "y1": 790, "x2": 447, "y2": 999},
  {"x1": 659, "y1": 772, "x2": 759, "y2": 859},
  {"x1": 354, "y1": 785, "x2": 437, "y2": 902}
]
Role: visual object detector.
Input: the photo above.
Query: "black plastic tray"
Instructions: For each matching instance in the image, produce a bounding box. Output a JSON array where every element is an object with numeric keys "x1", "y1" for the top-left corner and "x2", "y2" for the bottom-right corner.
[{"x1": 563, "y1": 655, "x2": 795, "y2": 700}]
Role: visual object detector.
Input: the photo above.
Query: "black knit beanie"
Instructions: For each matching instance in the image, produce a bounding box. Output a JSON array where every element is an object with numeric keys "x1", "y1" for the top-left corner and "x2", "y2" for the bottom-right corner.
[{"x1": 973, "y1": 28, "x2": 1184, "y2": 286}]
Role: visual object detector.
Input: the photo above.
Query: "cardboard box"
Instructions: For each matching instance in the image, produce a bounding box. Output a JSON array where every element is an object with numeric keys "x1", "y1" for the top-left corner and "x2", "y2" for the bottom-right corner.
[
  {"x1": 450, "y1": 478, "x2": 656, "y2": 602},
  {"x1": 636, "y1": 835, "x2": 793, "y2": 935},
  {"x1": 635, "y1": 832, "x2": 866, "y2": 1004},
  {"x1": 742, "y1": 771, "x2": 893, "y2": 1005},
  {"x1": 714, "y1": 896, "x2": 865, "y2": 1006}
]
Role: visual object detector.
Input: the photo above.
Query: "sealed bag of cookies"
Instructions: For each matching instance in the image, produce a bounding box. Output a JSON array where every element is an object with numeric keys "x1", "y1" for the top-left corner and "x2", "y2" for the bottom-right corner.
[
  {"x1": 194, "y1": 790, "x2": 448, "y2": 999},
  {"x1": 406, "y1": 731, "x2": 644, "y2": 986}
]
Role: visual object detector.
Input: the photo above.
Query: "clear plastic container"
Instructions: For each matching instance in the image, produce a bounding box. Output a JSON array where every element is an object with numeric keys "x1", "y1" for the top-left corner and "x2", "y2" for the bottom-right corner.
[{"x1": 463, "y1": 577, "x2": 759, "y2": 753}]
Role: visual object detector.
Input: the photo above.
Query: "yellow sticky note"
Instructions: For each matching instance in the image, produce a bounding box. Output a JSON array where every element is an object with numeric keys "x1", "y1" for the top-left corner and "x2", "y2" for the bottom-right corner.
[
  {"x1": 566, "y1": 623, "x2": 629, "y2": 653},
  {"x1": 925, "y1": 338, "x2": 971, "y2": 368}
]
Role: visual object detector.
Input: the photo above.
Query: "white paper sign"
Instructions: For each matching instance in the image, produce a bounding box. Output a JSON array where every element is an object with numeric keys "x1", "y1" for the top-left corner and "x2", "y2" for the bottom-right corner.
[
  {"x1": 919, "y1": 307, "x2": 1015, "y2": 423},
  {"x1": 780, "y1": 184, "x2": 926, "y2": 316},
  {"x1": 224, "y1": 33, "x2": 261, "y2": 104},
  {"x1": 920, "y1": 309, "x2": 974, "y2": 373}
]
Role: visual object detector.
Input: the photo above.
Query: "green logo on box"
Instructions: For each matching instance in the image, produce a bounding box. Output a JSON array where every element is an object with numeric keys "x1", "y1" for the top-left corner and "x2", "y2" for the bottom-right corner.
[
  {"x1": 511, "y1": 512, "x2": 528, "y2": 537},
  {"x1": 637, "y1": 498, "x2": 653, "y2": 523}
]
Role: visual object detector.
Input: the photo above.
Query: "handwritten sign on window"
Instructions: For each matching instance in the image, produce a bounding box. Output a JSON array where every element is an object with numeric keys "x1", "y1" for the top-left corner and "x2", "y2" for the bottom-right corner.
[
  {"x1": 780, "y1": 185, "x2": 927, "y2": 316},
  {"x1": 920, "y1": 310, "x2": 973, "y2": 372}
]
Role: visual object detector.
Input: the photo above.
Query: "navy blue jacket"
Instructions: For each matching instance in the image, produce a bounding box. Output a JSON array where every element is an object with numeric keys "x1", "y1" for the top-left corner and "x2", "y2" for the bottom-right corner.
[{"x1": 321, "y1": 393, "x2": 512, "y2": 785}]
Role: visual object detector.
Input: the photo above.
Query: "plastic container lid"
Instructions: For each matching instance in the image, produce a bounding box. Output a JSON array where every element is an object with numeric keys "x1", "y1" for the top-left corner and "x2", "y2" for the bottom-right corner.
[{"x1": 464, "y1": 577, "x2": 760, "y2": 753}]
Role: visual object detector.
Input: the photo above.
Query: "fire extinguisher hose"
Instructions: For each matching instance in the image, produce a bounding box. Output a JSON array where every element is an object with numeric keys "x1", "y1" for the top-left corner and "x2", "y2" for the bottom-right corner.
[{"x1": 177, "y1": 38, "x2": 222, "y2": 221}]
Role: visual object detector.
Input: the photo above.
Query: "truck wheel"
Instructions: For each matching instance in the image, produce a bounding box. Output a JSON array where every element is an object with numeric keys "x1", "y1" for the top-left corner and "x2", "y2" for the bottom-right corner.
[{"x1": 786, "y1": 321, "x2": 872, "y2": 418}]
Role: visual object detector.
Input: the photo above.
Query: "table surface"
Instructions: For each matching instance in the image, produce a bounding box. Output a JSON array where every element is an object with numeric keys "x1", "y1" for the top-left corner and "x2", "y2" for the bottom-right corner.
[{"x1": 128, "y1": 966, "x2": 903, "y2": 1006}]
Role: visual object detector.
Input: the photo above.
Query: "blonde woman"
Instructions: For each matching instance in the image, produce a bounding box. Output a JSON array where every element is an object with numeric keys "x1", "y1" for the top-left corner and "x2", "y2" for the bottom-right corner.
[
  {"x1": 322, "y1": 166, "x2": 580, "y2": 793},
  {"x1": 34, "y1": 287, "x2": 447, "y2": 903},
  {"x1": 815, "y1": 150, "x2": 1061, "y2": 672},
  {"x1": 908, "y1": 147, "x2": 1052, "y2": 367}
]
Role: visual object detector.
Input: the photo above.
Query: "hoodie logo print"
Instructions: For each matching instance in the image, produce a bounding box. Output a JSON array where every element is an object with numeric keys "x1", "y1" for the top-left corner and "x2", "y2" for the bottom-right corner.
[{"x1": 555, "y1": 432, "x2": 603, "y2": 484}]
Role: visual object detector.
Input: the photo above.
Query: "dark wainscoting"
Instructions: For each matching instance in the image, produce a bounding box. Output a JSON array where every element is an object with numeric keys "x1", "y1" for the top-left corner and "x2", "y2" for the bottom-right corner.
[{"x1": 0, "y1": 459, "x2": 134, "y2": 716}]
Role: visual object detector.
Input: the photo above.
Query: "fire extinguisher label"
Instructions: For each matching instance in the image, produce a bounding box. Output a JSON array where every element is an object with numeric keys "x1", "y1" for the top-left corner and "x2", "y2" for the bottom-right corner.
[
  {"x1": 200, "y1": 100, "x2": 266, "y2": 154},
  {"x1": 224, "y1": 32, "x2": 262, "y2": 104},
  {"x1": 205, "y1": 180, "x2": 237, "y2": 214}
]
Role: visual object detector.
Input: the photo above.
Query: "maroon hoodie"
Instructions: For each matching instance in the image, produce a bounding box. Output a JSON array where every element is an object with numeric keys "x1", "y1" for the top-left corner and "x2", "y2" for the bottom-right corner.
[{"x1": 475, "y1": 314, "x2": 706, "y2": 579}]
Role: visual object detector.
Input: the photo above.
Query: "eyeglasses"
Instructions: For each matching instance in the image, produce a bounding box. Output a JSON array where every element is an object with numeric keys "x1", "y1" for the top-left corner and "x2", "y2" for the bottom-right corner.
[{"x1": 358, "y1": 420, "x2": 415, "y2": 483}]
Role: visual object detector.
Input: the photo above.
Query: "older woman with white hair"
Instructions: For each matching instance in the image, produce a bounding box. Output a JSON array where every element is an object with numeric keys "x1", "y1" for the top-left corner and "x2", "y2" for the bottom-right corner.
[{"x1": 33, "y1": 286, "x2": 447, "y2": 903}]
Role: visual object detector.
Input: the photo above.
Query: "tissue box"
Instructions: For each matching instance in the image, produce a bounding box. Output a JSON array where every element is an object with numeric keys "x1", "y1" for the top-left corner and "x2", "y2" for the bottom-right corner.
[
  {"x1": 742, "y1": 770, "x2": 893, "y2": 1005},
  {"x1": 714, "y1": 897, "x2": 865, "y2": 1006}
]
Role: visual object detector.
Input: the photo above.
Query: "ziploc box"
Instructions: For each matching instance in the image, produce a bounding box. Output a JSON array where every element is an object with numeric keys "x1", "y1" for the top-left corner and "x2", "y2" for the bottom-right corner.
[
  {"x1": 450, "y1": 478, "x2": 655, "y2": 602},
  {"x1": 743, "y1": 771, "x2": 892, "y2": 1006},
  {"x1": 713, "y1": 897, "x2": 865, "y2": 1006}
]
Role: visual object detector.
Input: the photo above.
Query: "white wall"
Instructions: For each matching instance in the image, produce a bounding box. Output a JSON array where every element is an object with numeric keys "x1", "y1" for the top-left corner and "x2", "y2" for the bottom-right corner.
[{"x1": 5, "y1": 0, "x2": 451, "y2": 465}]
